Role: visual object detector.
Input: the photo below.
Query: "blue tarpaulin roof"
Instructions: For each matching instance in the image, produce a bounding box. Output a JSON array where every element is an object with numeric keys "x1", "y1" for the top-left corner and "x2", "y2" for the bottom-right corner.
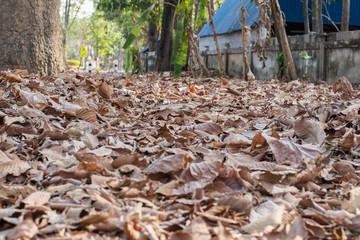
[
  {"x1": 198, "y1": 0, "x2": 259, "y2": 37},
  {"x1": 199, "y1": 0, "x2": 360, "y2": 37}
]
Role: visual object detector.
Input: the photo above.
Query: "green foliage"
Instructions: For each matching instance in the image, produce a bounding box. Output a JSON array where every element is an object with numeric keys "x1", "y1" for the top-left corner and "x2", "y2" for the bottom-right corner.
[
  {"x1": 300, "y1": 50, "x2": 311, "y2": 60},
  {"x1": 130, "y1": 47, "x2": 141, "y2": 74},
  {"x1": 95, "y1": 0, "x2": 152, "y2": 13},
  {"x1": 123, "y1": 4, "x2": 155, "y2": 49},
  {"x1": 276, "y1": 51, "x2": 286, "y2": 76},
  {"x1": 66, "y1": 59, "x2": 81, "y2": 66},
  {"x1": 196, "y1": 0, "x2": 206, "y2": 30},
  {"x1": 171, "y1": 0, "x2": 194, "y2": 78},
  {"x1": 125, "y1": 48, "x2": 132, "y2": 73},
  {"x1": 87, "y1": 12, "x2": 124, "y2": 57}
]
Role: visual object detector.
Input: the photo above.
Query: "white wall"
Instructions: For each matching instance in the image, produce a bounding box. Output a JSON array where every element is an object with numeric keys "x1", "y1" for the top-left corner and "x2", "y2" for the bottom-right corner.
[{"x1": 199, "y1": 31, "x2": 259, "y2": 51}]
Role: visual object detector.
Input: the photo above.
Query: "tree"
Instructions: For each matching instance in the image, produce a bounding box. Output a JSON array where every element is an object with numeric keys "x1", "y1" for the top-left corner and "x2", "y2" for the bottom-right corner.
[
  {"x1": 271, "y1": 0, "x2": 297, "y2": 80},
  {"x1": 303, "y1": 0, "x2": 310, "y2": 34},
  {"x1": 207, "y1": 1, "x2": 224, "y2": 75},
  {"x1": 62, "y1": 0, "x2": 85, "y2": 58},
  {"x1": 311, "y1": 0, "x2": 323, "y2": 33},
  {"x1": 95, "y1": 0, "x2": 158, "y2": 53},
  {"x1": 341, "y1": 0, "x2": 350, "y2": 31},
  {"x1": 0, "y1": 0, "x2": 65, "y2": 75},
  {"x1": 87, "y1": 12, "x2": 124, "y2": 68},
  {"x1": 156, "y1": 0, "x2": 179, "y2": 71}
]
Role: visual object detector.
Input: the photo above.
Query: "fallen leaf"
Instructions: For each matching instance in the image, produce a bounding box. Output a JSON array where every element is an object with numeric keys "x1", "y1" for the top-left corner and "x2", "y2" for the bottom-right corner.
[
  {"x1": 263, "y1": 134, "x2": 326, "y2": 166},
  {"x1": 294, "y1": 119, "x2": 326, "y2": 145},
  {"x1": 242, "y1": 200, "x2": 284, "y2": 234},
  {"x1": 22, "y1": 191, "x2": 51, "y2": 206},
  {"x1": 7, "y1": 218, "x2": 38, "y2": 240},
  {"x1": 76, "y1": 107, "x2": 98, "y2": 123},
  {"x1": 99, "y1": 82, "x2": 113, "y2": 99},
  {"x1": 144, "y1": 154, "x2": 187, "y2": 174}
]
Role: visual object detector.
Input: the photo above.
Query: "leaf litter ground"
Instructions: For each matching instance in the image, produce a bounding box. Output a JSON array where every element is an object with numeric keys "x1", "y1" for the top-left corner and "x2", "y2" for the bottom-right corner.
[{"x1": 0, "y1": 70, "x2": 360, "y2": 239}]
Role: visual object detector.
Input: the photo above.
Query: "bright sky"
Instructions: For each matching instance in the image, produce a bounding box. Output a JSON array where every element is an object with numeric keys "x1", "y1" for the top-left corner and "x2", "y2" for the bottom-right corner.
[{"x1": 78, "y1": 0, "x2": 95, "y2": 18}]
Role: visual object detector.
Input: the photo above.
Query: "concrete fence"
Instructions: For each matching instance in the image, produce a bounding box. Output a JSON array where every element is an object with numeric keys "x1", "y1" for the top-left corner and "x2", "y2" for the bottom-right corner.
[{"x1": 141, "y1": 30, "x2": 360, "y2": 83}]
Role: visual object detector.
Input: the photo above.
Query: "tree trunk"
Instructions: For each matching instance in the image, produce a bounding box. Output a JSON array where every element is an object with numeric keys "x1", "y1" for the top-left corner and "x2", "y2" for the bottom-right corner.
[
  {"x1": 271, "y1": 0, "x2": 298, "y2": 80},
  {"x1": 63, "y1": 0, "x2": 71, "y2": 50},
  {"x1": 148, "y1": 15, "x2": 158, "y2": 51},
  {"x1": 316, "y1": 0, "x2": 323, "y2": 34},
  {"x1": 341, "y1": 0, "x2": 350, "y2": 31},
  {"x1": 311, "y1": 0, "x2": 318, "y2": 32},
  {"x1": 207, "y1": 1, "x2": 225, "y2": 75},
  {"x1": 0, "y1": 0, "x2": 65, "y2": 75},
  {"x1": 187, "y1": 27, "x2": 210, "y2": 77},
  {"x1": 241, "y1": 7, "x2": 250, "y2": 81},
  {"x1": 303, "y1": 0, "x2": 310, "y2": 34},
  {"x1": 156, "y1": 0, "x2": 178, "y2": 71}
]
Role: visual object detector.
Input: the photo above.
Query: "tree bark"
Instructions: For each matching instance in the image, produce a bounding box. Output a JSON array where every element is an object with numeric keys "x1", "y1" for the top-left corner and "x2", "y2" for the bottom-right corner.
[
  {"x1": 156, "y1": 0, "x2": 178, "y2": 71},
  {"x1": 311, "y1": 0, "x2": 318, "y2": 32},
  {"x1": 341, "y1": 0, "x2": 350, "y2": 31},
  {"x1": 303, "y1": 0, "x2": 310, "y2": 34},
  {"x1": 148, "y1": 15, "x2": 158, "y2": 51},
  {"x1": 207, "y1": 1, "x2": 225, "y2": 75},
  {"x1": 316, "y1": 0, "x2": 323, "y2": 34},
  {"x1": 0, "y1": 0, "x2": 65, "y2": 75},
  {"x1": 271, "y1": 0, "x2": 297, "y2": 80},
  {"x1": 241, "y1": 7, "x2": 250, "y2": 81},
  {"x1": 187, "y1": 27, "x2": 210, "y2": 77}
]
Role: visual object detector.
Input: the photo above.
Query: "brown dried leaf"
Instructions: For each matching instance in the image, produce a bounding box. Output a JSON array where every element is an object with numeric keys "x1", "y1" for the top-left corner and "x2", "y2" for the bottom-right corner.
[
  {"x1": 22, "y1": 191, "x2": 51, "y2": 206},
  {"x1": 193, "y1": 122, "x2": 222, "y2": 135},
  {"x1": 144, "y1": 154, "x2": 186, "y2": 174},
  {"x1": 75, "y1": 153, "x2": 113, "y2": 171},
  {"x1": 18, "y1": 89, "x2": 48, "y2": 109},
  {"x1": 81, "y1": 132, "x2": 99, "y2": 149},
  {"x1": 6, "y1": 73, "x2": 22, "y2": 83},
  {"x1": 332, "y1": 161, "x2": 356, "y2": 175},
  {"x1": 342, "y1": 187, "x2": 360, "y2": 214},
  {"x1": 251, "y1": 132, "x2": 268, "y2": 149},
  {"x1": 3, "y1": 124, "x2": 38, "y2": 136},
  {"x1": 341, "y1": 128, "x2": 360, "y2": 150},
  {"x1": 13, "y1": 69, "x2": 29, "y2": 76},
  {"x1": 81, "y1": 212, "x2": 110, "y2": 226},
  {"x1": 0, "y1": 160, "x2": 31, "y2": 179},
  {"x1": 156, "y1": 180, "x2": 208, "y2": 196},
  {"x1": 169, "y1": 231, "x2": 192, "y2": 240},
  {"x1": 7, "y1": 218, "x2": 38, "y2": 240},
  {"x1": 294, "y1": 119, "x2": 326, "y2": 145},
  {"x1": 39, "y1": 130, "x2": 69, "y2": 141},
  {"x1": 99, "y1": 82, "x2": 113, "y2": 99},
  {"x1": 242, "y1": 201, "x2": 284, "y2": 234},
  {"x1": 263, "y1": 134, "x2": 325, "y2": 166},
  {"x1": 332, "y1": 76, "x2": 353, "y2": 97},
  {"x1": 76, "y1": 107, "x2": 98, "y2": 123},
  {"x1": 184, "y1": 217, "x2": 211, "y2": 240},
  {"x1": 292, "y1": 164, "x2": 324, "y2": 185}
]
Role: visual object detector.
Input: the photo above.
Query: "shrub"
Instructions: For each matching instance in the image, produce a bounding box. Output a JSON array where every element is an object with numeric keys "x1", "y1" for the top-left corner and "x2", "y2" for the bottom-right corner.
[{"x1": 66, "y1": 59, "x2": 81, "y2": 67}]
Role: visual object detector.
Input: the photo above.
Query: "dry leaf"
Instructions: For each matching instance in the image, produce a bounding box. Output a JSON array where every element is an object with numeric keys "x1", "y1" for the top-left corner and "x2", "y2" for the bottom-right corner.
[
  {"x1": 263, "y1": 134, "x2": 326, "y2": 166},
  {"x1": 341, "y1": 128, "x2": 360, "y2": 150},
  {"x1": 294, "y1": 119, "x2": 326, "y2": 145},
  {"x1": 193, "y1": 122, "x2": 222, "y2": 135},
  {"x1": 99, "y1": 82, "x2": 114, "y2": 99},
  {"x1": 76, "y1": 107, "x2": 98, "y2": 123},
  {"x1": 7, "y1": 218, "x2": 38, "y2": 240},
  {"x1": 6, "y1": 73, "x2": 22, "y2": 83},
  {"x1": 144, "y1": 154, "x2": 186, "y2": 174},
  {"x1": 242, "y1": 201, "x2": 284, "y2": 234},
  {"x1": 332, "y1": 76, "x2": 353, "y2": 97},
  {"x1": 22, "y1": 191, "x2": 51, "y2": 206},
  {"x1": 0, "y1": 160, "x2": 31, "y2": 179}
]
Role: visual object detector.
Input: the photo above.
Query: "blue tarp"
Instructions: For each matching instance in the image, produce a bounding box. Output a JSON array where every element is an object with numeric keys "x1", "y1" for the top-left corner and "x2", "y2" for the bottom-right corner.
[
  {"x1": 199, "y1": 0, "x2": 360, "y2": 37},
  {"x1": 198, "y1": 0, "x2": 259, "y2": 37}
]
